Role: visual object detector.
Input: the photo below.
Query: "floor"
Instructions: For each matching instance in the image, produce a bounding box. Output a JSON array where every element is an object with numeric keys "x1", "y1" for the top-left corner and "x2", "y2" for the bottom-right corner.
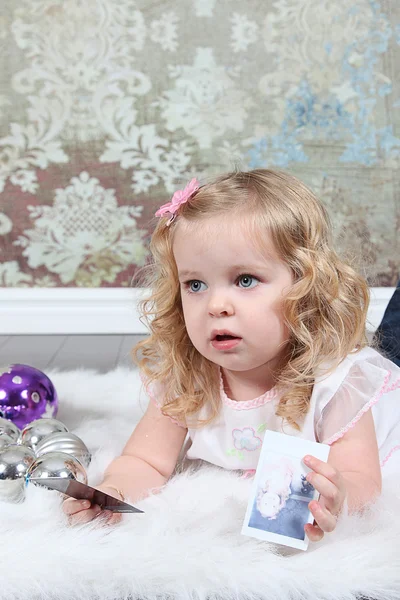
[
  {"x1": 0, "y1": 332, "x2": 376, "y2": 373},
  {"x1": 0, "y1": 335, "x2": 146, "y2": 372}
]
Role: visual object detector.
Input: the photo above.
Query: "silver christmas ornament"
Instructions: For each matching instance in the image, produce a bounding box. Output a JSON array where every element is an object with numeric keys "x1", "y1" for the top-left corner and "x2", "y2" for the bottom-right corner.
[
  {"x1": 0, "y1": 417, "x2": 20, "y2": 441},
  {"x1": 0, "y1": 444, "x2": 36, "y2": 502},
  {"x1": 27, "y1": 451, "x2": 87, "y2": 486},
  {"x1": 35, "y1": 432, "x2": 91, "y2": 468},
  {"x1": 19, "y1": 418, "x2": 69, "y2": 451},
  {"x1": 0, "y1": 433, "x2": 14, "y2": 451}
]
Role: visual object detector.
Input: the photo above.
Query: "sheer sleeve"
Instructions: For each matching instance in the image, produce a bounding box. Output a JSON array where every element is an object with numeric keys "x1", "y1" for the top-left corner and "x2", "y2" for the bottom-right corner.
[{"x1": 315, "y1": 352, "x2": 397, "y2": 445}]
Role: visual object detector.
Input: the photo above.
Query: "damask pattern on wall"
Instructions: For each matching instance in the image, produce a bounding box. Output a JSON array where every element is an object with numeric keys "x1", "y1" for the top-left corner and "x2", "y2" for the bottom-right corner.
[{"x1": 0, "y1": 0, "x2": 399, "y2": 287}]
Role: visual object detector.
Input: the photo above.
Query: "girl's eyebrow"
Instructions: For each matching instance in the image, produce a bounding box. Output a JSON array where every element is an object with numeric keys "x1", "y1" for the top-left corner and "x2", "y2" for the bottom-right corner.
[
  {"x1": 178, "y1": 264, "x2": 271, "y2": 278},
  {"x1": 178, "y1": 270, "x2": 199, "y2": 278}
]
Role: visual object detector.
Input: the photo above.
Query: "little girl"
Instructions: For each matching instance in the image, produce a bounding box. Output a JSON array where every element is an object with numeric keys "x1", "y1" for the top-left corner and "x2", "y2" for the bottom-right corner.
[
  {"x1": 64, "y1": 169, "x2": 400, "y2": 542},
  {"x1": 256, "y1": 457, "x2": 295, "y2": 520}
]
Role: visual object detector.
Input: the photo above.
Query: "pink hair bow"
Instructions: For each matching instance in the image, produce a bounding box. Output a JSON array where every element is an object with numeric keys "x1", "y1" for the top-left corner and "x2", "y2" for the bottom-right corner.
[{"x1": 155, "y1": 178, "x2": 200, "y2": 225}]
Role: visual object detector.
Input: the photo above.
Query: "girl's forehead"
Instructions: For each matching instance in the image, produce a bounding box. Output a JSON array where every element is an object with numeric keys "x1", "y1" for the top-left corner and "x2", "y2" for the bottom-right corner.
[
  {"x1": 172, "y1": 215, "x2": 279, "y2": 261},
  {"x1": 174, "y1": 214, "x2": 238, "y2": 234}
]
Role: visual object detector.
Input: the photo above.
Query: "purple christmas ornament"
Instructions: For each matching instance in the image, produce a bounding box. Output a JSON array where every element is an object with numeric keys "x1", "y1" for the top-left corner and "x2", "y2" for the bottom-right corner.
[{"x1": 0, "y1": 364, "x2": 58, "y2": 429}]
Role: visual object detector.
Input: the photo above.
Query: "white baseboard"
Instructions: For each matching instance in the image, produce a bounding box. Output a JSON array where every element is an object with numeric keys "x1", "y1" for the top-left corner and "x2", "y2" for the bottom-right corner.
[
  {"x1": 0, "y1": 287, "x2": 396, "y2": 335},
  {"x1": 0, "y1": 288, "x2": 148, "y2": 335}
]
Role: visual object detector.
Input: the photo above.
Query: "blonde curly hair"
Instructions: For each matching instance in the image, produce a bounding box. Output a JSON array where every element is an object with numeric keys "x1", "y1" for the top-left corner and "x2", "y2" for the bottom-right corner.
[{"x1": 132, "y1": 169, "x2": 369, "y2": 430}]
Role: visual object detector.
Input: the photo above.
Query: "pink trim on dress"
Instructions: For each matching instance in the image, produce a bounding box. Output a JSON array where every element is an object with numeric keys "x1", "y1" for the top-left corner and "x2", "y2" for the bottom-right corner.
[
  {"x1": 241, "y1": 469, "x2": 256, "y2": 479},
  {"x1": 380, "y1": 445, "x2": 400, "y2": 468},
  {"x1": 219, "y1": 370, "x2": 278, "y2": 410},
  {"x1": 382, "y1": 378, "x2": 400, "y2": 394},
  {"x1": 324, "y1": 370, "x2": 399, "y2": 446}
]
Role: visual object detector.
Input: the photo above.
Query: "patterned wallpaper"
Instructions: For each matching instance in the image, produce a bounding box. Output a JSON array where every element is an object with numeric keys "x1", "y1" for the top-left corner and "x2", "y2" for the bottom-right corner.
[{"x1": 0, "y1": 0, "x2": 399, "y2": 288}]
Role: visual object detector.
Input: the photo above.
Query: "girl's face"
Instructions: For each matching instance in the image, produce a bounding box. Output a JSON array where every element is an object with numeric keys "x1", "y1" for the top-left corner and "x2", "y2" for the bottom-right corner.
[
  {"x1": 258, "y1": 492, "x2": 281, "y2": 518},
  {"x1": 173, "y1": 215, "x2": 293, "y2": 389}
]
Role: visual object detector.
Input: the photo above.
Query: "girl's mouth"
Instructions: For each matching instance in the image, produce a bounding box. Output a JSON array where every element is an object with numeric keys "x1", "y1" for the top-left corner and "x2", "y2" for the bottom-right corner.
[{"x1": 211, "y1": 335, "x2": 242, "y2": 351}]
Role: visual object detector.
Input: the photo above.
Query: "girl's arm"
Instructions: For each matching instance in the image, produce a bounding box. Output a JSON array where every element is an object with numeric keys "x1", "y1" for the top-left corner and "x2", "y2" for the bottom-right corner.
[
  {"x1": 304, "y1": 409, "x2": 382, "y2": 541},
  {"x1": 63, "y1": 401, "x2": 187, "y2": 524},
  {"x1": 327, "y1": 408, "x2": 382, "y2": 509},
  {"x1": 102, "y1": 401, "x2": 188, "y2": 501}
]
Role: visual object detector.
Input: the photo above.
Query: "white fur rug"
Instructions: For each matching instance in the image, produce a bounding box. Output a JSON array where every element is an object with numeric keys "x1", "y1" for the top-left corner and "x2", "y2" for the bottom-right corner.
[{"x1": 1, "y1": 366, "x2": 400, "y2": 600}]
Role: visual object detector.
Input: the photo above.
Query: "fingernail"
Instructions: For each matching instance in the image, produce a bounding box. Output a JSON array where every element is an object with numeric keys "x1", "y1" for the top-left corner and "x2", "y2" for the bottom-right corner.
[
  {"x1": 81, "y1": 501, "x2": 90, "y2": 508},
  {"x1": 303, "y1": 455, "x2": 312, "y2": 465}
]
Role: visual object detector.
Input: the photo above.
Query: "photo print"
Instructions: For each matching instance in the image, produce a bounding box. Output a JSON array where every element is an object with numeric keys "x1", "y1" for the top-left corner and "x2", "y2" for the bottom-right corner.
[{"x1": 242, "y1": 431, "x2": 330, "y2": 550}]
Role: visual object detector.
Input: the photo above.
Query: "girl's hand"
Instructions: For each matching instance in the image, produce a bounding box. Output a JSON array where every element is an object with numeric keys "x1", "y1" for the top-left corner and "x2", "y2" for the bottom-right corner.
[
  {"x1": 62, "y1": 485, "x2": 123, "y2": 526},
  {"x1": 302, "y1": 455, "x2": 347, "y2": 542}
]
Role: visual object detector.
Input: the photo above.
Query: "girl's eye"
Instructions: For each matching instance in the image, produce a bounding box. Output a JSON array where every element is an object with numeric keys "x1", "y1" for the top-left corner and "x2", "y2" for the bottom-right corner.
[
  {"x1": 185, "y1": 280, "x2": 207, "y2": 293},
  {"x1": 183, "y1": 275, "x2": 259, "y2": 293},
  {"x1": 238, "y1": 274, "x2": 259, "y2": 288}
]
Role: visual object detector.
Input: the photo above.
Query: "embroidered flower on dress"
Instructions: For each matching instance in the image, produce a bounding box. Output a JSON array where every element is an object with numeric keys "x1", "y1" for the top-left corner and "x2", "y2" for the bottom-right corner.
[
  {"x1": 155, "y1": 178, "x2": 200, "y2": 225},
  {"x1": 232, "y1": 427, "x2": 262, "y2": 451}
]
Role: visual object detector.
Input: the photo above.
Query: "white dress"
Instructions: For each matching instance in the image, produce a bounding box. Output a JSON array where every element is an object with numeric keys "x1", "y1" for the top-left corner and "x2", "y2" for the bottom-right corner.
[{"x1": 143, "y1": 347, "x2": 400, "y2": 476}]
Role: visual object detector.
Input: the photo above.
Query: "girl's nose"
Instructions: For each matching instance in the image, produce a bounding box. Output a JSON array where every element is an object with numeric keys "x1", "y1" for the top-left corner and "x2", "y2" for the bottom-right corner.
[{"x1": 208, "y1": 294, "x2": 234, "y2": 317}]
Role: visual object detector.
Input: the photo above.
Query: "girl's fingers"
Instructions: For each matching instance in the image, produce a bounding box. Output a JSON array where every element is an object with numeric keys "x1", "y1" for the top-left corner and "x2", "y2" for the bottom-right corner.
[
  {"x1": 62, "y1": 497, "x2": 123, "y2": 526},
  {"x1": 304, "y1": 522, "x2": 324, "y2": 542},
  {"x1": 303, "y1": 456, "x2": 342, "y2": 488},
  {"x1": 305, "y1": 472, "x2": 342, "y2": 513},
  {"x1": 68, "y1": 504, "x2": 102, "y2": 525},
  {"x1": 303, "y1": 456, "x2": 346, "y2": 515},
  {"x1": 98, "y1": 510, "x2": 123, "y2": 526},
  {"x1": 308, "y1": 500, "x2": 337, "y2": 533},
  {"x1": 63, "y1": 498, "x2": 92, "y2": 516}
]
